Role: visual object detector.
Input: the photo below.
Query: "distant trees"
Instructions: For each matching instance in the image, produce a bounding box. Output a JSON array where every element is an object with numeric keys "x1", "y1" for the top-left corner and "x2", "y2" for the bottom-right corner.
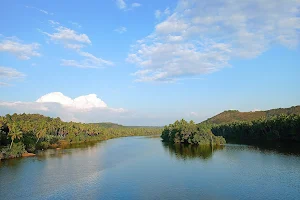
[
  {"x1": 161, "y1": 119, "x2": 226, "y2": 145},
  {"x1": 211, "y1": 114, "x2": 300, "y2": 143}
]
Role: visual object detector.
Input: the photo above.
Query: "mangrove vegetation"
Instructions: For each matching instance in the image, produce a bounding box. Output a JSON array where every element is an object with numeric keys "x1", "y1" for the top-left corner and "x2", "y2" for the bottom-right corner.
[{"x1": 161, "y1": 119, "x2": 226, "y2": 145}]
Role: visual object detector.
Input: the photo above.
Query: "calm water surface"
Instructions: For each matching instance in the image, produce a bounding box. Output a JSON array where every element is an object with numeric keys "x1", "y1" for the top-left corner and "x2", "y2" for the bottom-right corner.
[{"x1": 1, "y1": 136, "x2": 300, "y2": 200}]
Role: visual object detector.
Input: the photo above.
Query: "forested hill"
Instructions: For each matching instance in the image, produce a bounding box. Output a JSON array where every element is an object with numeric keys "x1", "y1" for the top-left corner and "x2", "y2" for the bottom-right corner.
[
  {"x1": 201, "y1": 106, "x2": 300, "y2": 125},
  {"x1": 89, "y1": 122, "x2": 124, "y2": 128}
]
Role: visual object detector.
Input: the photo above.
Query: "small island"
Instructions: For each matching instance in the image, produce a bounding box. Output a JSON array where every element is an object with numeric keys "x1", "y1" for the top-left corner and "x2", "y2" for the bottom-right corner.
[{"x1": 161, "y1": 119, "x2": 226, "y2": 145}]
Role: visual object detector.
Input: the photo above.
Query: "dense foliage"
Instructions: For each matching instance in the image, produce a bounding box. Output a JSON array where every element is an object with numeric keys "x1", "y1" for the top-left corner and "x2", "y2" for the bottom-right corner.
[
  {"x1": 211, "y1": 114, "x2": 300, "y2": 142},
  {"x1": 0, "y1": 113, "x2": 161, "y2": 160},
  {"x1": 202, "y1": 106, "x2": 300, "y2": 125},
  {"x1": 161, "y1": 119, "x2": 226, "y2": 145}
]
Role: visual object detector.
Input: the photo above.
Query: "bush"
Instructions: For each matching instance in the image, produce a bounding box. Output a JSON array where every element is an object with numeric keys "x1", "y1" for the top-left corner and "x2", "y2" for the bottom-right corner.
[
  {"x1": 37, "y1": 141, "x2": 50, "y2": 150},
  {"x1": 26, "y1": 143, "x2": 36, "y2": 153},
  {"x1": 1, "y1": 142, "x2": 26, "y2": 159}
]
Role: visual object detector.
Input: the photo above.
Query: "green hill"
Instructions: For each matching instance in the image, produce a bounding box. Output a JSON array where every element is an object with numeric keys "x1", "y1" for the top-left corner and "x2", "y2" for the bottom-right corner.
[{"x1": 201, "y1": 106, "x2": 300, "y2": 125}]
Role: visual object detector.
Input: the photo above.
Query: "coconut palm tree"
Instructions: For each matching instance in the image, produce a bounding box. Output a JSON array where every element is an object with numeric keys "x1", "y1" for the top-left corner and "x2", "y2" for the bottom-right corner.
[{"x1": 8, "y1": 124, "x2": 23, "y2": 149}]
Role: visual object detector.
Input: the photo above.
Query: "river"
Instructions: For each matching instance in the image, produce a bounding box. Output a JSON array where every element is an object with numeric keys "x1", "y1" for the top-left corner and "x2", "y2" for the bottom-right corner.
[{"x1": 1, "y1": 136, "x2": 300, "y2": 200}]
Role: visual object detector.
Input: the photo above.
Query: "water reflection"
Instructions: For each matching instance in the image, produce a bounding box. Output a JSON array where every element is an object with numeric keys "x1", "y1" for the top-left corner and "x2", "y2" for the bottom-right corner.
[
  {"x1": 227, "y1": 139, "x2": 300, "y2": 156},
  {"x1": 162, "y1": 142, "x2": 224, "y2": 160}
]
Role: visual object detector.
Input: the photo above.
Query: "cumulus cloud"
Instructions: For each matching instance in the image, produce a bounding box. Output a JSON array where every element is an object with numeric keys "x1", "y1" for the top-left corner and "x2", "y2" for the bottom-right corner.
[
  {"x1": 0, "y1": 66, "x2": 25, "y2": 86},
  {"x1": 114, "y1": 26, "x2": 127, "y2": 34},
  {"x1": 36, "y1": 92, "x2": 108, "y2": 110},
  {"x1": 0, "y1": 38, "x2": 40, "y2": 60},
  {"x1": 129, "y1": 0, "x2": 300, "y2": 82},
  {"x1": 0, "y1": 92, "x2": 130, "y2": 124}
]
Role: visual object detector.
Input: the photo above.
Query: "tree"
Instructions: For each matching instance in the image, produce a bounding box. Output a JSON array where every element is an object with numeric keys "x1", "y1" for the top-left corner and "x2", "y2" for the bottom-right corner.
[
  {"x1": 36, "y1": 128, "x2": 47, "y2": 144},
  {"x1": 8, "y1": 123, "x2": 23, "y2": 149}
]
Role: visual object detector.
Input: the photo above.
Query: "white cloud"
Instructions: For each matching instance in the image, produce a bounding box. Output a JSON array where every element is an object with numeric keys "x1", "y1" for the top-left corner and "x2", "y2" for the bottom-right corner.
[
  {"x1": 0, "y1": 92, "x2": 134, "y2": 124},
  {"x1": 129, "y1": 0, "x2": 300, "y2": 82},
  {"x1": 36, "y1": 92, "x2": 107, "y2": 110},
  {"x1": 189, "y1": 112, "x2": 198, "y2": 116},
  {"x1": 43, "y1": 26, "x2": 91, "y2": 44},
  {"x1": 25, "y1": 6, "x2": 53, "y2": 15},
  {"x1": 0, "y1": 38, "x2": 40, "y2": 60},
  {"x1": 114, "y1": 26, "x2": 127, "y2": 34},
  {"x1": 116, "y1": 0, "x2": 126, "y2": 10},
  {"x1": 79, "y1": 51, "x2": 114, "y2": 66},
  {"x1": 49, "y1": 20, "x2": 60, "y2": 25},
  {"x1": 61, "y1": 51, "x2": 113, "y2": 68},
  {"x1": 0, "y1": 66, "x2": 25, "y2": 86}
]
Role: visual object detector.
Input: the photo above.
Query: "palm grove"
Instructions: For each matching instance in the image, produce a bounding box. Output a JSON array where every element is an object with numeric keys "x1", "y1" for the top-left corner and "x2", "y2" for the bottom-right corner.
[{"x1": 0, "y1": 113, "x2": 161, "y2": 160}]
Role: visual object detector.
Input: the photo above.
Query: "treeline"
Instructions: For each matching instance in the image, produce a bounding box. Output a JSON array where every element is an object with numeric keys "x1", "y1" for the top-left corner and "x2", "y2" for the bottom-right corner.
[
  {"x1": 211, "y1": 114, "x2": 300, "y2": 142},
  {"x1": 161, "y1": 119, "x2": 226, "y2": 145},
  {"x1": 0, "y1": 113, "x2": 162, "y2": 160},
  {"x1": 202, "y1": 106, "x2": 300, "y2": 125}
]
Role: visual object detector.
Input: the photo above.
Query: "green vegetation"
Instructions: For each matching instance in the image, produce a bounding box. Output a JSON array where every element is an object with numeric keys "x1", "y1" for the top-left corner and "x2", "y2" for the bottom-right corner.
[
  {"x1": 211, "y1": 114, "x2": 300, "y2": 142},
  {"x1": 202, "y1": 106, "x2": 300, "y2": 125},
  {"x1": 161, "y1": 119, "x2": 226, "y2": 145},
  {"x1": 161, "y1": 106, "x2": 300, "y2": 147},
  {"x1": 0, "y1": 113, "x2": 161, "y2": 160}
]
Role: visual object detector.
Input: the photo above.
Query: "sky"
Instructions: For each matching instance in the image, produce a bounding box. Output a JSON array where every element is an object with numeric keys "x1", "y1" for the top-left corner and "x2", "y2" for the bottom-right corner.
[{"x1": 0, "y1": 0, "x2": 300, "y2": 126}]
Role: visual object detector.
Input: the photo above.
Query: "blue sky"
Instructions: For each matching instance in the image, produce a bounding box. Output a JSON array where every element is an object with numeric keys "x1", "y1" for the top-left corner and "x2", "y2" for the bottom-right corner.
[{"x1": 0, "y1": 0, "x2": 300, "y2": 125}]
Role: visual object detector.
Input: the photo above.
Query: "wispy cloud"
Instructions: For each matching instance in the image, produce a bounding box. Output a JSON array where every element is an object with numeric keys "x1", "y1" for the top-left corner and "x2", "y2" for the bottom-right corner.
[
  {"x1": 114, "y1": 26, "x2": 127, "y2": 34},
  {"x1": 115, "y1": 0, "x2": 141, "y2": 10},
  {"x1": 155, "y1": 7, "x2": 170, "y2": 19},
  {"x1": 0, "y1": 37, "x2": 40, "y2": 60},
  {"x1": 61, "y1": 51, "x2": 114, "y2": 69},
  {"x1": 48, "y1": 20, "x2": 60, "y2": 26},
  {"x1": 132, "y1": 3, "x2": 141, "y2": 8},
  {"x1": 42, "y1": 26, "x2": 91, "y2": 44},
  {"x1": 0, "y1": 66, "x2": 25, "y2": 86},
  {"x1": 116, "y1": 0, "x2": 126, "y2": 10},
  {"x1": 42, "y1": 21, "x2": 114, "y2": 69},
  {"x1": 69, "y1": 21, "x2": 82, "y2": 28},
  {"x1": 129, "y1": 0, "x2": 300, "y2": 82},
  {"x1": 25, "y1": 5, "x2": 53, "y2": 15}
]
